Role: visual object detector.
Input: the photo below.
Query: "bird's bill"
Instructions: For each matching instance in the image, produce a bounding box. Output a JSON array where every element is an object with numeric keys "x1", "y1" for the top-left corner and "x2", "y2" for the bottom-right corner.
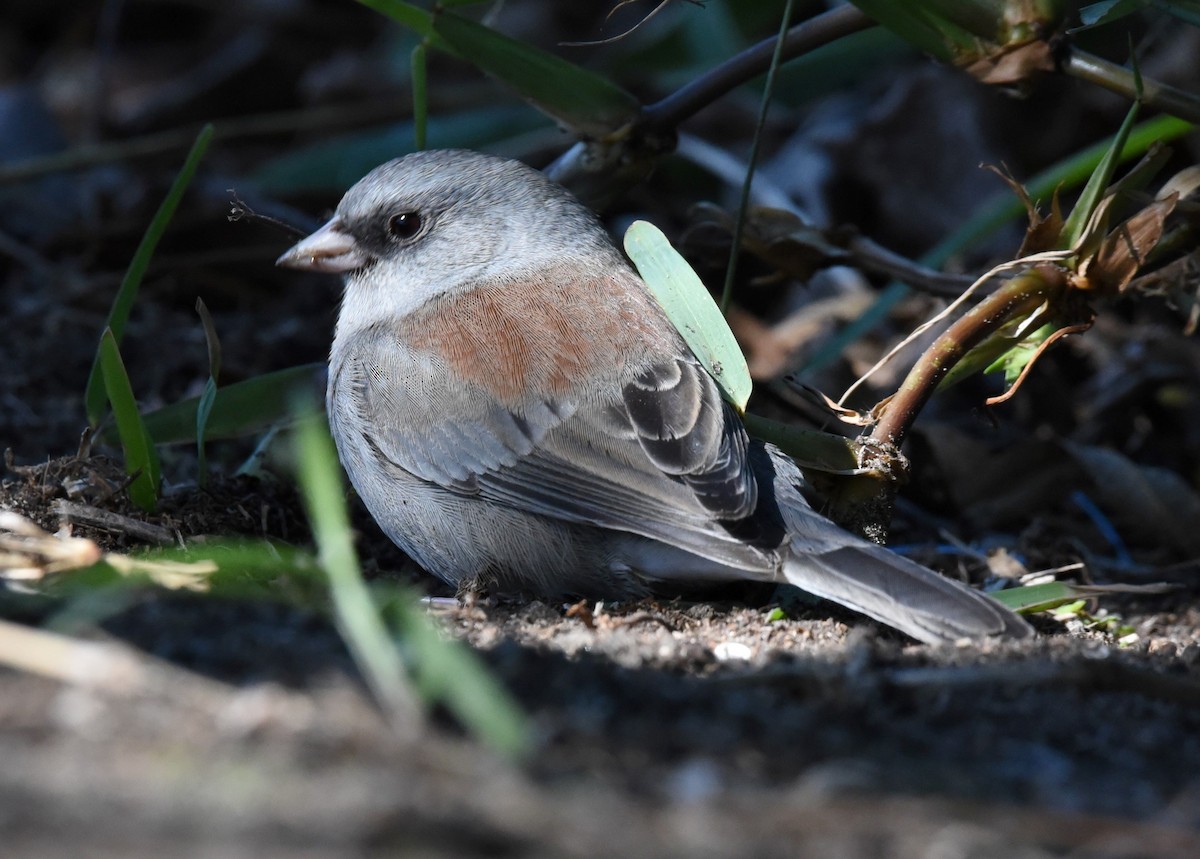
[{"x1": 276, "y1": 217, "x2": 372, "y2": 273}]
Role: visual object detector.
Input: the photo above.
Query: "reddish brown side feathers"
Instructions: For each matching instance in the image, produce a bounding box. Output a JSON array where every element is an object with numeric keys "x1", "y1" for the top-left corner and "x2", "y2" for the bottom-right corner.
[{"x1": 403, "y1": 266, "x2": 665, "y2": 404}]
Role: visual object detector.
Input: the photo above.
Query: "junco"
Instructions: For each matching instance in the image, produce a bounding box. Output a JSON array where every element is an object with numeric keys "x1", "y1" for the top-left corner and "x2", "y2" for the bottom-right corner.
[{"x1": 277, "y1": 149, "x2": 1032, "y2": 645}]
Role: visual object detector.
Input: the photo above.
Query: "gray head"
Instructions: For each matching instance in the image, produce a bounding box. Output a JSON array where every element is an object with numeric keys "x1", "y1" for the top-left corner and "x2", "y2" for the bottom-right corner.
[{"x1": 277, "y1": 150, "x2": 624, "y2": 333}]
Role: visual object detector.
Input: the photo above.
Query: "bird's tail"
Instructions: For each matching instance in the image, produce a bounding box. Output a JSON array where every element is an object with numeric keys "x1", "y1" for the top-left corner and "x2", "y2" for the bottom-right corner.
[{"x1": 781, "y1": 541, "x2": 1033, "y2": 645}]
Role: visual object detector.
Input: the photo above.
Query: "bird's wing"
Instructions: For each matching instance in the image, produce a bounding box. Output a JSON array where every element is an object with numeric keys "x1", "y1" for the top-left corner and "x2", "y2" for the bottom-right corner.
[{"x1": 338, "y1": 329, "x2": 772, "y2": 568}]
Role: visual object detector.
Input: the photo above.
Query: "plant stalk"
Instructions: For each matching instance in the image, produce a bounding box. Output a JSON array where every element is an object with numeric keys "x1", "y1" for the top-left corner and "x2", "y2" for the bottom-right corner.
[{"x1": 870, "y1": 264, "x2": 1069, "y2": 448}]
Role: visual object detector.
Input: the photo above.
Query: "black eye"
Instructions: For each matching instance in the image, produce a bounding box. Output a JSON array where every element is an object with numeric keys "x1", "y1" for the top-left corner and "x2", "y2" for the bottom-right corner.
[{"x1": 387, "y1": 211, "x2": 423, "y2": 240}]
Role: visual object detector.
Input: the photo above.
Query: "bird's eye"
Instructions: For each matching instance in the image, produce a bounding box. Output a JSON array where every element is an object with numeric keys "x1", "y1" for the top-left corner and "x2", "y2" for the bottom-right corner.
[{"x1": 387, "y1": 211, "x2": 423, "y2": 240}]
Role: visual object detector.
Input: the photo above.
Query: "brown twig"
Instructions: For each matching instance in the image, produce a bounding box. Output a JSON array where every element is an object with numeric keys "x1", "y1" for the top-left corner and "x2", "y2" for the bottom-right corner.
[
  {"x1": 53, "y1": 499, "x2": 175, "y2": 546},
  {"x1": 639, "y1": 5, "x2": 874, "y2": 131}
]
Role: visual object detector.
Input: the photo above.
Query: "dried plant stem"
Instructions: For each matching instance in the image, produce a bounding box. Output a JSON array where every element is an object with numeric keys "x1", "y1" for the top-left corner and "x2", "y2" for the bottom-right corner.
[{"x1": 870, "y1": 265, "x2": 1069, "y2": 448}]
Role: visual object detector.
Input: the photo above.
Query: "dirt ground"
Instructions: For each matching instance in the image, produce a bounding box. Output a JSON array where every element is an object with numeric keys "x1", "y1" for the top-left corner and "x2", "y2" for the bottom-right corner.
[{"x1": 5, "y1": 2, "x2": 1200, "y2": 857}]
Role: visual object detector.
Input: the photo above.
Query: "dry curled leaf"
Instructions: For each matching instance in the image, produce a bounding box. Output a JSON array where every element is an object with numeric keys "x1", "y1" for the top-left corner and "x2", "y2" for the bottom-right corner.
[{"x1": 1077, "y1": 195, "x2": 1179, "y2": 294}]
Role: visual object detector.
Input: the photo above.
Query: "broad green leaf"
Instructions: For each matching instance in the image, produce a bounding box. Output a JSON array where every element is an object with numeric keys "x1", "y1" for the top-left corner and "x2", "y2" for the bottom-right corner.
[
  {"x1": 433, "y1": 11, "x2": 640, "y2": 137},
  {"x1": 131, "y1": 362, "x2": 325, "y2": 447},
  {"x1": 85, "y1": 124, "x2": 212, "y2": 425},
  {"x1": 983, "y1": 323, "x2": 1054, "y2": 386},
  {"x1": 98, "y1": 329, "x2": 161, "y2": 513},
  {"x1": 624, "y1": 220, "x2": 752, "y2": 412}
]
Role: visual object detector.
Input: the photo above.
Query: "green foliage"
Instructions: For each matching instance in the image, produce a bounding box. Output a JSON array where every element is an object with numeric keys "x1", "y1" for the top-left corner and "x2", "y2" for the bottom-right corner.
[
  {"x1": 84, "y1": 124, "x2": 213, "y2": 425},
  {"x1": 97, "y1": 329, "x2": 161, "y2": 513},
  {"x1": 194, "y1": 298, "x2": 222, "y2": 488},
  {"x1": 130, "y1": 363, "x2": 325, "y2": 446},
  {"x1": 801, "y1": 113, "x2": 1194, "y2": 376},
  {"x1": 293, "y1": 407, "x2": 530, "y2": 757},
  {"x1": 432, "y1": 11, "x2": 640, "y2": 137},
  {"x1": 624, "y1": 220, "x2": 753, "y2": 413},
  {"x1": 1060, "y1": 72, "x2": 1142, "y2": 253},
  {"x1": 410, "y1": 41, "x2": 428, "y2": 150}
]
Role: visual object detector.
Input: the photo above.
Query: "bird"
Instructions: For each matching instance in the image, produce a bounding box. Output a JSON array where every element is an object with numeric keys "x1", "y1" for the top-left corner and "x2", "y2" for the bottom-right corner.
[{"x1": 276, "y1": 148, "x2": 1032, "y2": 645}]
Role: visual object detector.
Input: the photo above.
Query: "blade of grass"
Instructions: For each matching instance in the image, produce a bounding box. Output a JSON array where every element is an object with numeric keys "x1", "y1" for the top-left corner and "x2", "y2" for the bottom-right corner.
[
  {"x1": 722, "y1": 0, "x2": 796, "y2": 315},
  {"x1": 293, "y1": 407, "x2": 529, "y2": 756},
  {"x1": 411, "y1": 42, "x2": 428, "y2": 150},
  {"x1": 293, "y1": 407, "x2": 423, "y2": 737},
  {"x1": 194, "y1": 297, "x2": 221, "y2": 488},
  {"x1": 85, "y1": 124, "x2": 213, "y2": 425},
  {"x1": 377, "y1": 587, "x2": 531, "y2": 758},
  {"x1": 1060, "y1": 63, "x2": 1142, "y2": 251},
  {"x1": 98, "y1": 329, "x2": 161, "y2": 513}
]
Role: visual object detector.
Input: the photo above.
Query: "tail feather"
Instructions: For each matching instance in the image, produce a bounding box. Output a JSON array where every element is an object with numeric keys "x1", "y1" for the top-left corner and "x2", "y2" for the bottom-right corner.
[{"x1": 782, "y1": 543, "x2": 1033, "y2": 645}]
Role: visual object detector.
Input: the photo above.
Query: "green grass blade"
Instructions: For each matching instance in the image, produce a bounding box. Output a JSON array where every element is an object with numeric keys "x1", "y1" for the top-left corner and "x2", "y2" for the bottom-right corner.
[
  {"x1": 128, "y1": 362, "x2": 325, "y2": 446},
  {"x1": 85, "y1": 124, "x2": 213, "y2": 425},
  {"x1": 411, "y1": 42, "x2": 428, "y2": 150},
  {"x1": 97, "y1": 328, "x2": 161, "y2": 513},
  {"x1": 292, "y1": 408, "x2": 529, "y2": 755},
  {"x1": 379, "y1": 589, "x2": 531, "y2": 758},
  {"x1": 624, "y1": 220, "x2": 753, "y2": 412},
  {"x1": 194, "y1": 297, "x2": 222, "y2": 487},
  {"x1": 1060, "y1": 74, "x2": 1141, "y2": 250},
  {"x1": 293, "y1": 407, "x2": 423, "y2": 733},
  {"x1": 432, "y1": 11, "x2": 640, "y2": 137}
]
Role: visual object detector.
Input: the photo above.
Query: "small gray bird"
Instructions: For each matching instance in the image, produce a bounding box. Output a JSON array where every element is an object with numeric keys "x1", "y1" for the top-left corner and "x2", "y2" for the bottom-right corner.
[{"x1": 277, "y1": 149, "x2": 1032, "y2": 645}]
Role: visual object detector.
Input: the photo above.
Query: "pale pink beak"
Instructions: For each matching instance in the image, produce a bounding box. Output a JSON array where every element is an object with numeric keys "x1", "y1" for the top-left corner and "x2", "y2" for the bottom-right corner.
[{"x1": 276, "y1": 217, "x2": 372, "y2": 273}]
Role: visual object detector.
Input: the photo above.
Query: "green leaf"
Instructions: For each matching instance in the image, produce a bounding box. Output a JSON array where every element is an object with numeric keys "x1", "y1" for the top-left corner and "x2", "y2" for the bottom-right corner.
[
  {"x1": 131, "y1": 363, "x2": 325, "y2": 446},
  {"x1": 97, "y1": 329, "x2": 161, "y2": 513},
  {"x1": 988, "y1": 581, "x2": 1110, "y2": 614},
  {"x1": 432, "y1": 11, "x2": 640, "y2": 137},
  {"x1": 982, "y1": 323, "x2": 1054, "y2": 386},
  {"x1": 624, "y1": 220, "x2": 753, "y2": 412},
  {"x1": 1061, "y1": 68, "x2": 1142, "y2": 252},
  {"x1": 85, "y1": 124, "x2": 213, "y2": 425}
]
